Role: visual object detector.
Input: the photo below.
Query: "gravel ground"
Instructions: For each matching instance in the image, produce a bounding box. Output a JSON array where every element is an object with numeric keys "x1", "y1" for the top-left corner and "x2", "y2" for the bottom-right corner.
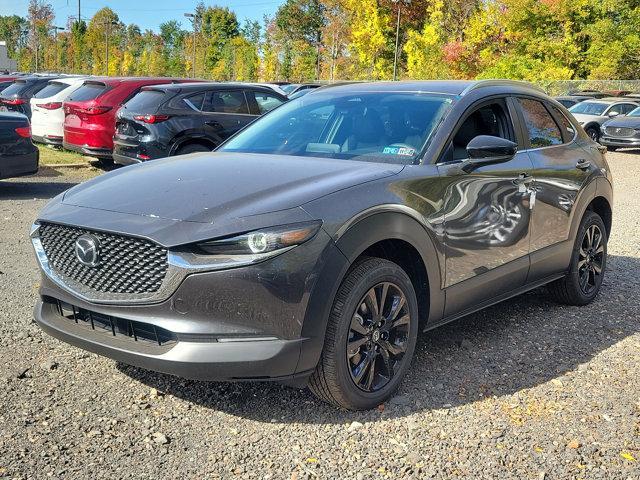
[{"x1": 0, "y1": 155, "x2": 638, "y2": 480}]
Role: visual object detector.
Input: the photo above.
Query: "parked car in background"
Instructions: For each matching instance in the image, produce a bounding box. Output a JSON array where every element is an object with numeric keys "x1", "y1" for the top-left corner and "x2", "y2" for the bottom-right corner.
[
  {"x1": 0, "y1": 75, "x2": 19, "y2": 93},
  {"x1": 0, "y1": 112, "x2": 39, "y2": 180},
  {"x1": 568, "y1": 89, "x2": 606, "y2": 99},
  {"x1": 568, "y1": 98, "x2": 639, "y2": 141},
  {"x1": 30, "y1": 77, "x2": 88, "y2": 146},
  {"x1": 253, "y1": 83, "x2": 289, "y2": 96},
  {"x1": 599, "y1": 106, "x2": 640, "y2": 151},
  {"x1": 0, "y1": 75, "x2": 61, "y2": 118},
  {"x1": 32, "y1": 80, "x2": 612, "y2": 410},
  {"x1": 555, "y1": 95, "x2": 593, "y2": 109},
  {"x1": 63, "y1": 77, "x2": 194, "y2": 164},
  {"x1": 280, "y1": 83, "x2": 322, "y2": 97},
  {"x1": 113, "y1": 83, "x2": 287, "y2": 165}
]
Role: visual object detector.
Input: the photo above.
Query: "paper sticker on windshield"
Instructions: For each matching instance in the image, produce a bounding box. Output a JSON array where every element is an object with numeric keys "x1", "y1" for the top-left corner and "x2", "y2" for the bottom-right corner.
[{"x1": 383, "y1": 146, "x2": 416, "y2": 156}]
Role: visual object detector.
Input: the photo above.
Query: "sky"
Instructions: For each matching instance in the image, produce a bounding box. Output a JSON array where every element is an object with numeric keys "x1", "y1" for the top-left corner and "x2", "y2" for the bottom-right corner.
[{"x1": 0, "y1": 0, "x2": 285, "y2": 30}]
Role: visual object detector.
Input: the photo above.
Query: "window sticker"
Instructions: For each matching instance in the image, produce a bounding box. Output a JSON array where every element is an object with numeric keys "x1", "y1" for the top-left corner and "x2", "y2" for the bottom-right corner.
[{"x1": 383, "y1": 146, "x2": 416, "y2": 156}]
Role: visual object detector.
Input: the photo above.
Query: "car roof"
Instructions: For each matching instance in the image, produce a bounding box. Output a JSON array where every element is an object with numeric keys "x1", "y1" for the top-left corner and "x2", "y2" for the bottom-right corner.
[
  {"x1": 141, "y1": 82, "x2": 284, "y2": 94},
  {"x1": 580, "y1": 97, "x2": 640, "y2": 104},
  {"x1": 313, "y1": 80, "x2": 545, "y2": 96},
  {"x1": 83, "y1": 77, "x2": 187, "y2": 87}
]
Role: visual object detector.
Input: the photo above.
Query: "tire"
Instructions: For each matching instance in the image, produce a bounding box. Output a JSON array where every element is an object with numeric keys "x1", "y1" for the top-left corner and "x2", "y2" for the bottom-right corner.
[
  {"x1": 175, "y1": 143, "x2": 211, "y2": 155},
  {"x1": 547, "y1": 211, "x2": 607, "y2": 306},
  {"x1": 309, "y1": 257, "x2": 419, "y2": 410},
  {"x1": 606, "y1": 146, "x2": 618, "y2": 152},
  {"x1": 97, "y1": 157, "x2": 114, "y2": 167},
  {"x1": 585, "y1": 126, "x2": 600, "y2": 143}
]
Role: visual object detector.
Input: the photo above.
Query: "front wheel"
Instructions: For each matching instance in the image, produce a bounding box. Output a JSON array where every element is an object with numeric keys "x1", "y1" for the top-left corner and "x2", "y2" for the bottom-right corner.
[
  {"x1": 309, "y1": 257, "x2": 418, "y2": 410},
  {"x1": 585, "y1": 127, "x2": 600, "y2": 143},
  {"x1": 547, "y1": 211, "x2": 607, "y2": 305}
]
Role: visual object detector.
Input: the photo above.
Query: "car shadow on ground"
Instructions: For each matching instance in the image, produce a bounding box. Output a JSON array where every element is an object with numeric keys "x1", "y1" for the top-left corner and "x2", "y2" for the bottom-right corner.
[
  {"x1": 0, "y1": 175, "x2": 78, "y2": 200},
  {"x1": 119, "y1": 253, "x2": 639, "y2": 423}
]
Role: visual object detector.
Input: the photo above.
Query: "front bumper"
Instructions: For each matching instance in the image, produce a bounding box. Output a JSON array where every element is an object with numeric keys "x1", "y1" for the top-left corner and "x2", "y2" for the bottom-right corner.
[
  {"x1": 32, "y1": 225, "x2": 340, "y2": 382},
  {"x1": 599, "y1": 136, "x2": 640, "y2": 147}
]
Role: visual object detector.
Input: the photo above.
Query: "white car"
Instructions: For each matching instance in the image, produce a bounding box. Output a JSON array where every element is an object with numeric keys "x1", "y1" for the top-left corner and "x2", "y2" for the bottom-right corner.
[{"x1": 30, "y1": 77, "x2": 88, "y2": 146}]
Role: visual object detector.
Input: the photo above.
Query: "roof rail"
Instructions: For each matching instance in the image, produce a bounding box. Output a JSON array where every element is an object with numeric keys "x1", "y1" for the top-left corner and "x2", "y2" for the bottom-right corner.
[{"x1": 461, "y1": 79, "x2": 546, "y2": 96}]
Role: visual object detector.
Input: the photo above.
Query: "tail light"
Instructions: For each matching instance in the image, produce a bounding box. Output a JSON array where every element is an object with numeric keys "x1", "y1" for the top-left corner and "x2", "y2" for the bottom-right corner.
[
  {"x1": 133, "y1": 114, "x2": 170, "y2": 124},
  {"x1": 75, "y1": 105, "x2": 112, "y2": 115},
  {"x1": 15, "y1": 126, "x2": 31, "y2": 138},
  {"x1": 36, "y1": 102, "x2": 62, "y2": 110},
  {"x1": 2, "y1": 98, "x2": 26, "y2": 105}
]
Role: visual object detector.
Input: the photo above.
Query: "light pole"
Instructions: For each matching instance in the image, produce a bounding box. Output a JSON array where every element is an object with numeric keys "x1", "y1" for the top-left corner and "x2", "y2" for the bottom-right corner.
[
  {"x1": 184, "y1": 12, "x2": 199, "y2": 78},
  {"x1": 51, "y1": 26, "x2": 64, "y2": 72},
  {"x1": 98, "y1": 20, "x2": 117, "y2": 76},
  {"x1": 392, "y1": 0, "x2": 410, "y2": 81}
]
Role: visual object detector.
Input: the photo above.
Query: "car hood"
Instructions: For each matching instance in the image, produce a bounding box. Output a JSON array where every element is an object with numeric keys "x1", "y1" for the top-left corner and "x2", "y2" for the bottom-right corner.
[
  {"x1": 61, "y1": 152, "x2": 403, "y2": 225},
  {"x1": 571, "y1": 113, "x2": 605, "y2": 124},
  {"x1": 603, "y1": 116, "x2": 640, "y2": 128}
]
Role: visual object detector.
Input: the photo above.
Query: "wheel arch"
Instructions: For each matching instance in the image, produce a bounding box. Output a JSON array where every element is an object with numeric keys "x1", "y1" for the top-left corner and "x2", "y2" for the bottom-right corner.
[
  {"x1": 169, "y1": 134, "x2": 218, "y2": 155},
  {"x1": 296, "y1": 210, "x2": 445, "y2": 374}
]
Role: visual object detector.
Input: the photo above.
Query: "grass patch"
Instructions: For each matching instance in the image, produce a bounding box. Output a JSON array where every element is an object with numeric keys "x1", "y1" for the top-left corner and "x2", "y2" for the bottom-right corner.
[{"x1": 37, "y1": 145, "x2": 89, "y2": 166}]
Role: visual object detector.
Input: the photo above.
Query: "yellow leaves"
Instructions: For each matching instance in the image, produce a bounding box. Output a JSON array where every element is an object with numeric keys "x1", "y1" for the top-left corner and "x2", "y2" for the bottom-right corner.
[
  {"x1": 500, "y1": 397, "x2": 564, "y2": 426},
  {"x1": 305, "y1": 457, "x2": 318, "y2": 463},
  {"x1": 621, "y1": 451, "x2": 636, "y2": 462}
]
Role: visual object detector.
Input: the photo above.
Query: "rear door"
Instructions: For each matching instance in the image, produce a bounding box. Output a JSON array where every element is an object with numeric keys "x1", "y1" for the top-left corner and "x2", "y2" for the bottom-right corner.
[
  {"x1": 200, "y1": 89, "x2": 254, "y2": 143},
  {"x1": 513, "y1": 97, "x2": 592, "y2": 282}
]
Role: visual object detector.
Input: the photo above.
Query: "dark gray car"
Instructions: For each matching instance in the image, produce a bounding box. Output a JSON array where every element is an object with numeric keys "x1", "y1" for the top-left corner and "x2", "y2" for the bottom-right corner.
[
  {"x1": 31, "y1": 80, "x2": 613, "y2": 410},
  {"x1": 600, "y1": 105, "x2": 640, "y2": 150}
]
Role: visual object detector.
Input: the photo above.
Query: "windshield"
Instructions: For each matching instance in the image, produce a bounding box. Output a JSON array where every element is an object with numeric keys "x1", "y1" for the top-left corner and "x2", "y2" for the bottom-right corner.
[
  {"x1": 123, "y1": 89, "x2": 166, "y2": 111},
  {"x1": 33, "y1": 81, "x2": 70, "y2": 99},
  {"x1": 67, "y1": 83, "x2": 108, "y2": 102},
  {"x1": 627, "y1": 107, "x2": 640, "y2": 117},
  {"x1": 280, "y1": 84, "x2": 299, "y2": 94},
  {"x1": 220, "y1": 91, "x2": 453, "y2": 164},
  {"x1": 569, "y1": 101, "x2": 607, "y2": 115}
]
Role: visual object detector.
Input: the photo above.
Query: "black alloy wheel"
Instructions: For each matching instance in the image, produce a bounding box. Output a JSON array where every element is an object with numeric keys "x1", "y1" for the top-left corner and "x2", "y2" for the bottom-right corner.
[
  {"x1": 347, "y1": 282, "x2": 411, "y2": 392},
  {"x1": 309, "y1": 257, "x2": 418, "y2": 410},
  {"x1": 577, "y1": 224, "x2": 605, "y2": 295}
]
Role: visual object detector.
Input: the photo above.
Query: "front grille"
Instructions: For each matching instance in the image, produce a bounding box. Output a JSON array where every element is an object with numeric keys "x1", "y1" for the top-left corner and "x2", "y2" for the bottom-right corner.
[
  {"x1": 604, "y1": 126, "x2": 636, "y2": 138},
  {"x1": 45, "y1": 297, "x2": 176, "y2": 352},
  {"x1": 38, "y1": 222, "x2": 168, "y2": 295}
]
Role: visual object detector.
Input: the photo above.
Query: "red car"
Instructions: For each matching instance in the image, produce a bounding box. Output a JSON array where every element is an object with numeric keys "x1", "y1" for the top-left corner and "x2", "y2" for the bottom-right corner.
[{"x1": 63, "y1": 77, "x2": 194, "y2": 163}]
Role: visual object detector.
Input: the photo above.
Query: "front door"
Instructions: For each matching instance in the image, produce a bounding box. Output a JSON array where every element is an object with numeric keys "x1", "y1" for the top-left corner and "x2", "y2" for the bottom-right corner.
[{"x1": 437, "y1": 98, "x2": 535, "y2": 317}]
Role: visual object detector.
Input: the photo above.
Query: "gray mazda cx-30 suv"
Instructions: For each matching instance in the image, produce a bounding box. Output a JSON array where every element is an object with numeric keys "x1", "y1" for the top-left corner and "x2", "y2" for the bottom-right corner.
[{"x1": 31, "y1": 80, "x2": 613, "y2": 410}]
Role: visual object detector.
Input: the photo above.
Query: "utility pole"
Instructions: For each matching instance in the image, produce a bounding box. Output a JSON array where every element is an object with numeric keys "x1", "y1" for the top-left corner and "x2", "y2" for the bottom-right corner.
[
  {"x1": 184, "y1": 12, "x2": 199, "y2": 78},
  {"x1": 51, "y1": 26, "x2": 64, "y2": 73},
  {"x1": 99, "y1": 20, "x2": 117, "y2": 76},
  {"x1": 392, "y1": 0, "x2": 410, "y2": 81}
]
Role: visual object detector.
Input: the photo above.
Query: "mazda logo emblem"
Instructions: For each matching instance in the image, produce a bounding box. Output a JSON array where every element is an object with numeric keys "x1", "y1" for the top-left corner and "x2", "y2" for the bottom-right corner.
[{"x1": 75, "y1": 234, "x2": 101, "y2": 267}]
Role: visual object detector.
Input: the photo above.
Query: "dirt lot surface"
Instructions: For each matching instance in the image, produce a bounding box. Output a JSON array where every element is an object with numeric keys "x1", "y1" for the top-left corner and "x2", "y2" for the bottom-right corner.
[{"x1": 0, "y1": 154, "x2": 638, "y2": 479}]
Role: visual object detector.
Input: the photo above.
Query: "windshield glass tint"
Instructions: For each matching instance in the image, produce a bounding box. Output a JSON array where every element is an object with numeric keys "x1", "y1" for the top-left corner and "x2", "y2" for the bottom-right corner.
[
  {"x1": 67, "y1": 83, "x2": 107, "y2": 102},
  {"x1": 0, "y1": 81, "x2": 28, "y2": 97},
  {"x1": 33, "y1": 82, "x2": 69, "y2": 99},
  {"x1": 569, "y1": 102, "x2": 607, "y2": 115},
  {"x1": 123, "y1": 90, "x2": 165, "y2": 111},
  {"x1": 220, "y1": 91, "x2": 453, "y2": 164}
]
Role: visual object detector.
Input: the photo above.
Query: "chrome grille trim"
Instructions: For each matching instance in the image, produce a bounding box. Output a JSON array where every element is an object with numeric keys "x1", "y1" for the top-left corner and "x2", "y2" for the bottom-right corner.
[{"x1": 604, "y1": 126, "x2": 636, "y2": 138}]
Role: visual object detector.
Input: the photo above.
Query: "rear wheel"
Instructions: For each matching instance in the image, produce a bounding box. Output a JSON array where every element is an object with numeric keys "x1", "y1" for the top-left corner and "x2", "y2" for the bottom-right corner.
[
  {"x1": 547, "y1": 211, "x2": 607, "y2": 305},
  {"x1": 309, "y1": 257, "x2": 418, "y2": 410},
  {"x1": 175, "y1": 143, "x2": 211, "y2": 155}
]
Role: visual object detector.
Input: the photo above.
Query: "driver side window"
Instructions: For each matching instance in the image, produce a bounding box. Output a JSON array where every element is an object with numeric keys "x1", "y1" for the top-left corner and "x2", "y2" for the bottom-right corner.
[{"x1": 451, "y1": 102, "x2": 514, "y2": 161}]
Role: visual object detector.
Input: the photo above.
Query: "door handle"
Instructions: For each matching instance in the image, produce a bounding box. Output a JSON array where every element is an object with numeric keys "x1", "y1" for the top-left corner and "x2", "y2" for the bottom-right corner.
[{"x1": 576, "y1": 159, "x2": 591, "y2": 170}]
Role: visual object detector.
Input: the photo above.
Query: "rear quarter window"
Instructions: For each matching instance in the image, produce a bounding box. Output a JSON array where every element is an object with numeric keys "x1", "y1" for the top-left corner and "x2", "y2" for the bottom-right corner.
[{"x1": 67, "y1": 83, "x2": 108, "y2": 102}]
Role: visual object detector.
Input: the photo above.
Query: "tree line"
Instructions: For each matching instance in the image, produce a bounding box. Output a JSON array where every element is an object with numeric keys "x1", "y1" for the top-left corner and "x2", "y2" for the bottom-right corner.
[{"x1": 1, "y1": 0, "x2": 639, "y2": 81}]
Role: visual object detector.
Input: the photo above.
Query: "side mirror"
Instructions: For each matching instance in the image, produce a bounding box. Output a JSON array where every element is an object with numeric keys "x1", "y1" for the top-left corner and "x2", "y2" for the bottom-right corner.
[
  {"x1": 608, "y1": 111, "x2": 620, "y2": 118},
  {"x1": 462, "y1": 135, "x2": 517, "y2": 173}
]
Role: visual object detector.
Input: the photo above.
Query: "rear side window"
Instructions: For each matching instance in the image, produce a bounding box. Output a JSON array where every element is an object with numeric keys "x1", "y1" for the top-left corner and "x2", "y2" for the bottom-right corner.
[
  {"x1": 548, "y1": 105, "x2": 576, "y2": 139},
  {"x1": 251, "y1": 91, "x2": 285, "y2": 114},
  {"x1": 206, "y1": 91, "x2": 249, "y2": 114},
  {"x1": 613, "y1": 103, "x2": 637, "y2": 115},
  {"x1": 517, "y1": 98, "x2": 563, "y2": 148},
  {"x1": 33, "y1": 82, "x2": 69, "y2": 99},
  {"x1": 123, "y1": 90, "x2": 166, "y2": 111},
  {"x1": 183, "y1": 92, "x2": 206, "y2": 111},
  {"x1": 67, "y1": 83, "x2": 108, "y2": 102},
  {"x1": 0, "y1": 81, "x2": 28, "y2": 97}
]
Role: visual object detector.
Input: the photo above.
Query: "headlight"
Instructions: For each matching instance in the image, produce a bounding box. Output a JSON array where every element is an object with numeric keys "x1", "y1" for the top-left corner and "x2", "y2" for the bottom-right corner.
[{"x1": 168, "y1": 221, "x2": 323, "y2": 271}]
